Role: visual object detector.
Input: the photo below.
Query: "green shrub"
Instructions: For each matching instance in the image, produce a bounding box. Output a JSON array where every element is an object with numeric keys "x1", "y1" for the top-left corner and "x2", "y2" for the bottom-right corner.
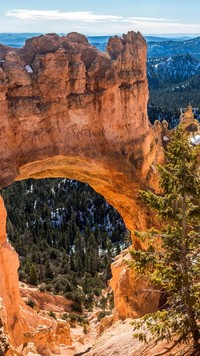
[
  {"x1": 48, "y1": 311, "x2": 57, "y2": 319},
  {"x1": 39, "y1": 283, "x2": 47, "y2": 292},
  {"x1": 97, "y1": 311, "x2": 111, "y2": 322},
  {"x1": 61, "y1": 313, "x2": 88, "y2": 325},
  {"x1": 97, "y1": 310, "x2": 106, "y2": 321},
  {"x1": 25, "y1": 298, "x2": 36, "y2": 309},
  {"x1": 72, "y1": 301, "x2": 82, "y2": 313}
]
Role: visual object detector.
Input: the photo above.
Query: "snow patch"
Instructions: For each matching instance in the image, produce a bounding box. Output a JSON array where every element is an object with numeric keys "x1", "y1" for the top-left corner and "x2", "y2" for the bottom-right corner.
[
  {"x1": 191, "y1": 135, "x2": 200, "y2": 145},
  {"x1": 163, "y1": 136, "x2": 170, "y2": 142},
  {"x1": 25, "y1": 65, "x2": 33, "y2": 73}
]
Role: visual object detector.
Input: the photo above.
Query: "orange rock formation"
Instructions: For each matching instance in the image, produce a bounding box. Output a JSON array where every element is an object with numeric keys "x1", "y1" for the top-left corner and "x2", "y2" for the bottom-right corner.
[
  {"x1": 0, "y1": 32, "x2": 165, "y2": 352},
  {"x1": 0, "y1": 31, "x2": 158, "y2": 232},
  {"x1": 110, "y1": 249, "x2": 160, "y2": 319},
  {"x1": 0, "y1": 197, "x2": 72, "y2": 354}
]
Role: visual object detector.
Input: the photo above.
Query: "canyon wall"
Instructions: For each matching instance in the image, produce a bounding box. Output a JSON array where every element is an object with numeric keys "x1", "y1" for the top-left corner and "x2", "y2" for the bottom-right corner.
[
  {"x1": 0, "y1": 32, "x2": 165, "y2": 351},
  {"x1": 0, "y1": 196, "x2": 72, "y2": 354}
]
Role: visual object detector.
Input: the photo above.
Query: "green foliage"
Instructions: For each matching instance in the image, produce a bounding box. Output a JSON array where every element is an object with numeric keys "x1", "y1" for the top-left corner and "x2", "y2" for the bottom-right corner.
[
  {"x1": 148, "y1": 73, "x2": 200, "y2": 110},
  {"x1": 61, "y1": 313, "x2": 88, "y2": 325},
  {"x1": 48, "y1": 311, "x2": 57, "y2": 320},
  {"x1": 130, "y1": 127, "x2": 200, "y2": 349},
  {"x1": 99, "y1": 296, "x2": 107, "y2": 310},
  {"x1": 2, "y1": 178, "x2": 126, "y2": 310},
  {"x1": 25, "y1": 298, "x2": 36, "y2": 309},
  {"x1": 97, "y1": 310, "x2": 106, "y2": 321},
  {"x1": 39, "y1": 283, "x2": 47, "y2": 292},
  {"x1": 108, "y1": 292, "x2": 114, "y2": 310},
  {"x1": 28, "y1": 264, "x2": 38, "y2": 286}
]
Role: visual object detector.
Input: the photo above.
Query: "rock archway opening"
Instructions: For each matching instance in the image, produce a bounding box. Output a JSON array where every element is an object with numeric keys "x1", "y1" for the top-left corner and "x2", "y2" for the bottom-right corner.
[{"x1": 2, "y1": 176, "x2": 129, "y2": 312}]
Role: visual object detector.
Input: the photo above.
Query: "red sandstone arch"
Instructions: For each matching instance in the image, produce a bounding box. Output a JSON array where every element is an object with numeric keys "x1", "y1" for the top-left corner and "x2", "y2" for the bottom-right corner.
[
  {"x1": 0, "y1": 31, "x2": 159, "y2": 231},
  {"x1": 0, "y1": 31, "x2": 162, "y2": 351}
]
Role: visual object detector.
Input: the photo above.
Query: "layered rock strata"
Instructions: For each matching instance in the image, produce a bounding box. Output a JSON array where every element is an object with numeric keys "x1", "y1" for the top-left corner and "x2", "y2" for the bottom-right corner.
[{"x1": 0, "y1": 31, "x2": 158, "y2": 232}]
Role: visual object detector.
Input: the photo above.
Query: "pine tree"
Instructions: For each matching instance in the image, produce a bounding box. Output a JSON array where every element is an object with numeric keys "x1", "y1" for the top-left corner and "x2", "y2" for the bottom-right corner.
[
  {"x1": 45, "y1": 260, "x2": 54, "y2": 280},
  {"x1": 130, "y1": 127, "x2": 200, "y2": 351},
  {"x1": 28, "y1": 264, "x2": 38, "y2": 285},
  {"x1": 85, "y1": 232, "x2": 99, "y2": 276},
  {"x1": 74, "y1": 230, "x2": 85, "y2": 272}
]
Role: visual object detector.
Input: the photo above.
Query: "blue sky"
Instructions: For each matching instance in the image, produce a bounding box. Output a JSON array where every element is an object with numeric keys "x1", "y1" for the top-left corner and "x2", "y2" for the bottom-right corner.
[{"x1": 1, "y1": 0, "x2": 200, "y2": 35}]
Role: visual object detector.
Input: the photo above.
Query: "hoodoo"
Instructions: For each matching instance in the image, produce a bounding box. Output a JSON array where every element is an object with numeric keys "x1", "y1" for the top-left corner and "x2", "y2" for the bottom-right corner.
[{"x1": 0, "y1": 32, "x2": 163, "y2": 352}]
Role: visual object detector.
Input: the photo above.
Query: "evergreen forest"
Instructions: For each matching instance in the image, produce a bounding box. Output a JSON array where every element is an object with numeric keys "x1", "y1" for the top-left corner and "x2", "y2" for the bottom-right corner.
[{"x1": 2, "y1": 179, "x2": 127, "y2": 311}]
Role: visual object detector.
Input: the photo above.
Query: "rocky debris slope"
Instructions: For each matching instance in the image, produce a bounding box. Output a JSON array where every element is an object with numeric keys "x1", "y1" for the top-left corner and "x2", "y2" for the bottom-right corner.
[
  {"x1": 20, "y1": 283, "x2": 73, "y2": 313},
  {"x1": 86, "y1": 318, "x2": 194, "y2": 356}
]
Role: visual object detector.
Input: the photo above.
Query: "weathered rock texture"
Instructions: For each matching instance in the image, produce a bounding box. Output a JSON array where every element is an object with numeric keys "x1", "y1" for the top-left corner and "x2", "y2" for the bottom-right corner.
[
  {"x1": 0, "y1": 32, "x2": 165, "y2": 351},
  {"x1": 110, "y1": 249, "x2": 160, "y2": 319},
  {"x1": 20, "y1": 283, "x2": 73, "y2": 313},
  {"x1": 0, "y1": 31, "x2": 159, "y2": 232},
  {"x1": 86, "y1": 319, "x2": 193, "y2": 356},
  {"x1": 0, "y1": 196, "x2": 26, "y2": 347}
]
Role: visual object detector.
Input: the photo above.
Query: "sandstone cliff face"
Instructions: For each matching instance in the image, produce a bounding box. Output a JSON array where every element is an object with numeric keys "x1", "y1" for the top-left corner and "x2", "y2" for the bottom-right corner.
[
  {"x1": 0, "y1": 197, "x2": 72, "y2": 354},
  {"x1": 110, "y1": 249, "x2": 160, "y2": 319},
  {"x1": 0, "y1": 32, "x2": 164, "y2": 352},
  {"x1": 0, "y1": 196, "x2": 26, "y2": 347}
]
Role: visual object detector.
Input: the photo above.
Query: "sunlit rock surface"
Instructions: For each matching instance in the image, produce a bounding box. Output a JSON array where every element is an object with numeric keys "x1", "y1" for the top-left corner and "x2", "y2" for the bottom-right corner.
[
  {"x1": 0, "y1": 31, "x2": 159, "y2": 233},
  {"x1": 110, "y1": 249, "x2": 160, "y2": 319},
  {"x1": 86, "y1": 318, "x2": 193, "y2": 356}
]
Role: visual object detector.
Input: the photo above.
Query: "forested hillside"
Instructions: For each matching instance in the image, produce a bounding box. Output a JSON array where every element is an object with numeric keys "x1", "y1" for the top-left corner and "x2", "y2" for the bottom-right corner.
[
  {"x1": 147, "y1": 36, "x2": 200, "y2": 59},
  {"x1": 2, "y1": 179, "x2": 127, "y2": 311},
  {"x1": 147, "y1": 54, "x2": 200, "y2": 89}
]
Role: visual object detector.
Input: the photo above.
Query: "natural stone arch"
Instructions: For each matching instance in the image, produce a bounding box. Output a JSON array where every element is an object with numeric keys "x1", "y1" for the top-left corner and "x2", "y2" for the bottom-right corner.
[
  {"x1": 0, "y1": 31, "x2": 162, "y2": 351},
  {"x1": 0, "y1": 31, "x2": 159, "y2": 232}
]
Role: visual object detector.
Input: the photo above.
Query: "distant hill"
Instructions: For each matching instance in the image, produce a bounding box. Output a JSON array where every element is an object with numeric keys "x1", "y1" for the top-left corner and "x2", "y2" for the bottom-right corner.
[
  {"x1": 88, "y1": 35, "x2": 197, "y2": 52},
  {"x1": 144, "y1": 35, "x2": 193, "y2": 42},
  {"x1": 147, "y1": 54, "x2": 200, "y2": 89},
  {"x1": 0, "y1": 33, "x2": 197, "y2": 53},
  {"x1": 148, "y1": 37, "x2": 200, "y2": 59},
  {"x1": 146, "y1": 39, "x2": 200, "y2": 110},
  {"x1": 0, "y1": 33, "x2": 41, "y2": 48}
]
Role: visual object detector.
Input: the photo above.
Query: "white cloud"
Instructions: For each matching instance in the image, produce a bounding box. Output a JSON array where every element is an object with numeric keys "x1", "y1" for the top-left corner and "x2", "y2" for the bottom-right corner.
[
  {"x1": 127, "y1": 17, "x2": 177, "y2": 22},
  {"x1": 6, "y1": 10, "x2": 122, "y2": 22},
  {"x1": 4, "y1": 10, "x2": 200, "y2": 34}
]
